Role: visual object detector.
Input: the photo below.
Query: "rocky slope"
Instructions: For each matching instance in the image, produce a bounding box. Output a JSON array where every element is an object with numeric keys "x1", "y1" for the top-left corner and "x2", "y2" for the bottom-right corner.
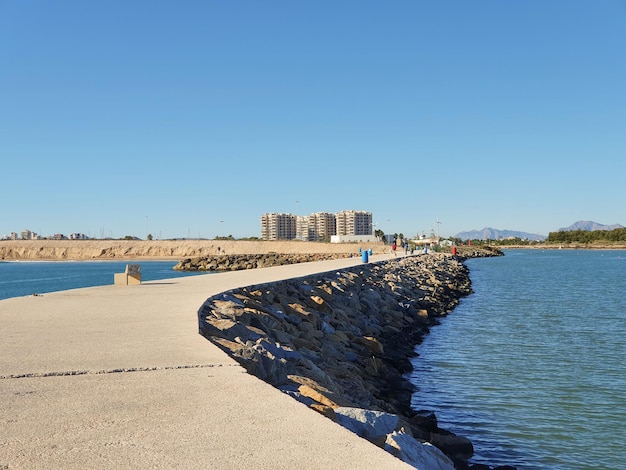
[
  {"x1": 173, "y1": 252, "x2": 357, "y2": 271},
  {"x1": 198, "y1": 253, "x2": 515, "y2": 469}
]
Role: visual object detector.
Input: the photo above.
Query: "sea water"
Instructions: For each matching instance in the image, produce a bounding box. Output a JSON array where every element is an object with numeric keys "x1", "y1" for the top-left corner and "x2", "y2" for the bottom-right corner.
[
  {"x1": 0, "y1": 260, "x2": 207, "y2": 301},
  {"x1": 409, "y1": 249, "x2": 626, "y2": 469}
]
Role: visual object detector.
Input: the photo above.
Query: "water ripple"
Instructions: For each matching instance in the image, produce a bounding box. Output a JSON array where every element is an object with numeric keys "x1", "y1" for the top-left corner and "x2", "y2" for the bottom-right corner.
[{"x1": 409, "y1": 250, "x2": 626, "y2": 470}]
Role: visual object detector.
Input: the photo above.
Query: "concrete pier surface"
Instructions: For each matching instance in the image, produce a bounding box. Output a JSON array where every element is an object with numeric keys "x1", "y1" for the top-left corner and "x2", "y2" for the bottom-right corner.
[{"x1": 1, "y1": 254, "x2": 412, "y2": 469}]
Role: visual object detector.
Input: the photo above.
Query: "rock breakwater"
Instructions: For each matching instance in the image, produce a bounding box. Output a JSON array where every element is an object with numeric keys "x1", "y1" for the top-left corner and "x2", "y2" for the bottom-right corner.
[
  {"x1": 174, "y1": 253, "x2": 355, "y2": 272},
  {"x1": 198, "y1": 253, "x2": 515, "y2": 469}
]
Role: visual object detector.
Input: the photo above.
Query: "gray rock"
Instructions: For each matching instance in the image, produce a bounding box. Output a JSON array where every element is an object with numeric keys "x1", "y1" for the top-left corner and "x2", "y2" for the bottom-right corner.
[
  {"x1": 385, "y1": 431, "x2": 455, "y2": 470},
  {"x1": 195, "y1": 253, "x2": 499, "y2": 468},
  {"x1": 334, "y1": 407, "x2": 399, "y2": 441}
]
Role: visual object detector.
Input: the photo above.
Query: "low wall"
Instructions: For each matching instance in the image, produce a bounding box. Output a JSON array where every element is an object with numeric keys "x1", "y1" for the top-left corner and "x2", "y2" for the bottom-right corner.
[{"x1": 197, "y1": 253, "x2": 515, "y2": 469}]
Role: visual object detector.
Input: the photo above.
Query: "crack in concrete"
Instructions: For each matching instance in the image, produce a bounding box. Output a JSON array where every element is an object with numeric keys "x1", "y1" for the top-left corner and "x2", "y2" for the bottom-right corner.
[{"x1": 1, "y1": 363, "x2": 240, "y2": 379}]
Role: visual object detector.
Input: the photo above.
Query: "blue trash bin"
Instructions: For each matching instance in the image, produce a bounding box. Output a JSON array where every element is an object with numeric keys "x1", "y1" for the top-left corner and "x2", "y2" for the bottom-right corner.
[{"x1": 361, "y1": 250, "x2": 369, "y2": 263}]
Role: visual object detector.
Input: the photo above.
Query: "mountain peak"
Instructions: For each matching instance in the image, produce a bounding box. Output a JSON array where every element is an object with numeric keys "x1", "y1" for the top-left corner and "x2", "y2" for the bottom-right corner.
[{"x1": 558, "y1": 221, "x2": 624, "y2": 232}]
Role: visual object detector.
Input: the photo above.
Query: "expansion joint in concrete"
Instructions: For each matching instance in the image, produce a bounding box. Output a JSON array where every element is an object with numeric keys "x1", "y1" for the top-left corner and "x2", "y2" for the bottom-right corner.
[{"x1": 1, "y1": 362, "x2": 240, "y2": 380}]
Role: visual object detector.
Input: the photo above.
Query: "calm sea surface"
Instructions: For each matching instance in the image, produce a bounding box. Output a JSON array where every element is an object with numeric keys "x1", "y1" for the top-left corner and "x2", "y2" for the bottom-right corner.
[
  {"x1": 0, "y1": 260, "x2": 207, "y2": 301},
  {"x1": 410, "y1": 249, "x2": 626, "y2": 469}
]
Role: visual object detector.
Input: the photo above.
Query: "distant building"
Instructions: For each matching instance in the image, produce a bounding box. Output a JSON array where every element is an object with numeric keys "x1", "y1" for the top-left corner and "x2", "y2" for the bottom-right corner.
[
  {"x1": 69, "y1": 233, "x2": 89, "y2": 240},
  {"x1": 308, "y1": 212, "x2": 336, "y2": 241},
  {"x1": 336, "y1": 210, "x2": 372, "y2": 236},
  {"x1": 20, "y1": 229, "x2": 39, "y2": 240},
  {"x1": 295, "y1": 216, "x2": 310, "y2": 241},
  {"x1": 260, "y1": 210, "x2": 373, "y2": 242},
  {"x1": 260, "y1": 213, "x2": 296, "y2": 240},
  {"x1": 330, "y1": 234, "x2": 377, "y2": 243}
]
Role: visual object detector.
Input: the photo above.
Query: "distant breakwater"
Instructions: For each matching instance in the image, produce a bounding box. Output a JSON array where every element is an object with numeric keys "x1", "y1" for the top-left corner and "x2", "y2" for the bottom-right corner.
[
  {"x1": 173, "y1": 253, "x2": 355, "y2": 271},
  {"x1": 174, "y1": 246, "x2": 503, "y2": 273},
  {"x1": 197, "y1": 251, "x2": 515, "y2": 470}
]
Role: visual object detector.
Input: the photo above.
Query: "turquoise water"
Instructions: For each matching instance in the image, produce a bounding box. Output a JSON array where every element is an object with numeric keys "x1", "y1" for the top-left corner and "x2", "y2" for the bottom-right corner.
[
  {"x1": 0, "y1": 260, "x2": 207, "y2": 301},
  {"x1": 410, "y1": 249, "x2": 626, "y2": 469}
]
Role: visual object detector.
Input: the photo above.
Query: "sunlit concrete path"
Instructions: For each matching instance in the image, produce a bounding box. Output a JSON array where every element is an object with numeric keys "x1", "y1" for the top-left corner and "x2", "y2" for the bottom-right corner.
[{"x1": 0, "y1": 254, "x2": 413, "y2": 469}]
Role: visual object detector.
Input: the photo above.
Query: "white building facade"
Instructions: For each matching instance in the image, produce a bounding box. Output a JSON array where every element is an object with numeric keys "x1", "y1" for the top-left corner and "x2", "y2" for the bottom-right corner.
[
  {"x1": 260, "y1": 210, "x2": 373, "y2": 242},
  {"x1": 260, "y1": 213, "x2": 297, "y2": 240},
  {"x1": 336, "y1": 210, "x2": 372, "y2": 236}
]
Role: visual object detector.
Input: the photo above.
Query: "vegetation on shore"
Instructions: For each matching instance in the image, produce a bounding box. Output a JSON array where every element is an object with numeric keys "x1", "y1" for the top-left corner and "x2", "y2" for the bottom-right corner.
[
  {"x1": 447, "y1": 227, "x2": 626, "y2": 250},
  {"x1": 547, "y1": 227, "x2": 626, "y2": 244}
]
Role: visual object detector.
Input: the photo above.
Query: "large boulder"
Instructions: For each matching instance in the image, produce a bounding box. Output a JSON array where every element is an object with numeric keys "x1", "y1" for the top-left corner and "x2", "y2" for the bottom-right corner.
[
  {"x1": 334, "y1": 407, "x2": 399, "y2": 445},
  {"x1": 385, "y1": 431, "x2": 455, "y2": 470}
]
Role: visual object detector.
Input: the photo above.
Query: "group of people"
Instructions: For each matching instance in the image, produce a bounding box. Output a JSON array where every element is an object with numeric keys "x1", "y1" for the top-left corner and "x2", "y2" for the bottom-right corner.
[{"x1": 390, "y1": 241, "x2": 428, "y2": 257}]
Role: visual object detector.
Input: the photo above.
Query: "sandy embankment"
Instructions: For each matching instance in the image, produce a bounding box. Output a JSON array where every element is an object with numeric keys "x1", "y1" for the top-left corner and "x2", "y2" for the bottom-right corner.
[{"x1": 0, "y1": 239, "x2": 388, "y2": 261}]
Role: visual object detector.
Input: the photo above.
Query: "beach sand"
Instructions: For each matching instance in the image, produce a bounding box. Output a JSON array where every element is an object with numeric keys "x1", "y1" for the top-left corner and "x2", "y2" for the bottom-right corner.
[{"x1": 0, "y1": 239, "x2": 388, "y2": 261}]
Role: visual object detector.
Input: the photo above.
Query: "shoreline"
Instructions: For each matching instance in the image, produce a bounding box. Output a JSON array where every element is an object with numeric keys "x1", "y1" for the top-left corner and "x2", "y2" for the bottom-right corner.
[
  {"x1": 0, "y1": 239, "x2": 388, "y2": 261},
  {"x1": 486, "y1": 244, "x2": 626, "y2": 250},
  {"x1": 3, "y1": 239, "x2": 623, "y2": 263}
]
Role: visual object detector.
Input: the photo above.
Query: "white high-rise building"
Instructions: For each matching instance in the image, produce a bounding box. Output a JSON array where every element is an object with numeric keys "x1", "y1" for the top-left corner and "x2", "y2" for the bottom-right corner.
[
  {"x1": 295, "y1": 216, "x2": 310, "y2": 241},
  {"x1": 308, "y1": 212, "x2": 336, "y2": 242},
  {"x1": 336, "y1": 210, "x2": 373, "y2": 236},
  {"x1": 260, "y1": 213, "x2": 296, "y2": 240},
  {"x1": 261, "y1": 210, "x2": 373, "y2": 241}
]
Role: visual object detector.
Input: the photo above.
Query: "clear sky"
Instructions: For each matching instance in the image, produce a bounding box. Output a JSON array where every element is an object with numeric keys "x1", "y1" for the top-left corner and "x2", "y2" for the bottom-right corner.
[{"x1": 2, "y1": 1, "x2": 625, "y2": 240}]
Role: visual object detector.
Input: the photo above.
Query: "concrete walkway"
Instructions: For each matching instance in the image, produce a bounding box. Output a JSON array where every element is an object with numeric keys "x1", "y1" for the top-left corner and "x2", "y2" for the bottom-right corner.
[{"x1": 0, "y1": 254, "x2": 413, "y2": 469}]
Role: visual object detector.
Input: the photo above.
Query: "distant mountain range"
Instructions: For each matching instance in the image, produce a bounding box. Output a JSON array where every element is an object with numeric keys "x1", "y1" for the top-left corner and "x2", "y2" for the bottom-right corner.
[
  {"x1": 557, "y1": 220, "x2": 624, "y2": 232},
  {"x1": 455, "y1": 220, "x2": 624, "y2": 241}
]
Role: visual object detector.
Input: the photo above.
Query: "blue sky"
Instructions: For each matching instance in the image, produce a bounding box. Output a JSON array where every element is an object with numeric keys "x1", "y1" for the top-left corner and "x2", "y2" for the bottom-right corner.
[{"x1": 1, "y1": 1, "x2": 625, "y2": 240}]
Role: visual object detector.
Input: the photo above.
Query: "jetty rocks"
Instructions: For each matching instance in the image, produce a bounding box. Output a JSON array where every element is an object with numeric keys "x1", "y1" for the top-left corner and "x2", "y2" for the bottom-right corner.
[
  {"x1": 198, "y1": 252, "x2": 514, "y2": 470},
  {"x1": 174, "y1": 252, "x2": 354, "y2": 271}
]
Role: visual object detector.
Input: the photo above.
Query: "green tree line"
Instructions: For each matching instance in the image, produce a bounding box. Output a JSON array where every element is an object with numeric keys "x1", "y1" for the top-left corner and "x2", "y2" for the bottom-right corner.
[{"x1": 547, "y1": 228, "x2": 626, "y2": 243}]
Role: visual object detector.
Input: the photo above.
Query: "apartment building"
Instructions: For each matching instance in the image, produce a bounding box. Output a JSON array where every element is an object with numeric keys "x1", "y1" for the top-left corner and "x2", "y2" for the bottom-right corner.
[
  {"x1": 20, "y1": 229, "x2": 40, "y2": 240},
  {"x1": 69, "y1": 233, "x2": 89, "y2": 240},
  {"x1": 260, "y1": 213, "x2": 297, "y2": 240},
  {"x1": 336, "y1": 210, "x2": 372, "y2": 236},
  {"x1": 260, "y1": 210, "x2": 372, "y2": 241},
  {"x1": 2, "y1": 232, "x2": 19, "y2": 240},
  {"x1": 308, "y1": 212, "x2": 336, "y2": 241},
  {"x1": 295, "y1": 216, "x2": 310, "y2": 241}
]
